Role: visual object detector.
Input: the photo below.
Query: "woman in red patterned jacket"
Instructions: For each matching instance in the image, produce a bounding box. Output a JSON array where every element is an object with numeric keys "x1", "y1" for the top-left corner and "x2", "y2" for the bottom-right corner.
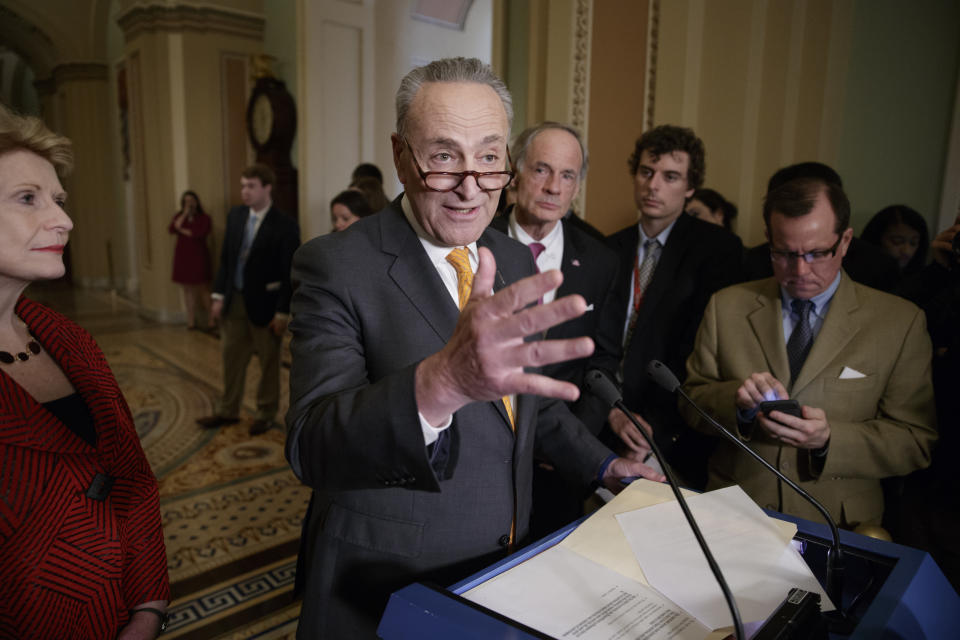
[{"x1": 0, "y1": 105, "x2": 170, "y2": 638}]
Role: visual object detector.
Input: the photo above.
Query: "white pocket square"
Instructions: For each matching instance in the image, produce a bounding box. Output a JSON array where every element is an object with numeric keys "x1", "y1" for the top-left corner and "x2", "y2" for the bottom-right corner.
[
  {"x1": 265, "y1": 281, "x2": 282, "y2": 292},
  {"x1": 584, "y1": 303, "x2": 594, "y2": 312},
  {"x1": 839, "y1": 366, "x2": 866, "y2": 379}
]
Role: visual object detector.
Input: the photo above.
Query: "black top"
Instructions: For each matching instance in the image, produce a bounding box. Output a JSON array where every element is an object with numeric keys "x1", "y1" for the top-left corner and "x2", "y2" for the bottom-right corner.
[{"x1": 44, "y1": 393, "x2": 97, "y2": 447}]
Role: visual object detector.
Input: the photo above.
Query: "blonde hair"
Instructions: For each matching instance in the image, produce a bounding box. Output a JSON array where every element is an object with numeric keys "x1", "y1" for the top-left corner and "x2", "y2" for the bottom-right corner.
[{"x1": 0, "y1": 103, "x2": 73, "y2": 176}]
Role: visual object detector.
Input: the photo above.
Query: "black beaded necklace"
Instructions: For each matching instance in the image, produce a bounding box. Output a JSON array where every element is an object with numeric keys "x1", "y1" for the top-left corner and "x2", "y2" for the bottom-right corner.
[{"x1": 0, "y1": 335, "x2": 42, "y2": 364}]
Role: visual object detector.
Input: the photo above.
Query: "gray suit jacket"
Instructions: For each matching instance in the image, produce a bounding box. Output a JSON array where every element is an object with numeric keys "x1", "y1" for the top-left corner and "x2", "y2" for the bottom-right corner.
[{"x1": 285, "y1": 199, "x2": 612, "y2": 637}]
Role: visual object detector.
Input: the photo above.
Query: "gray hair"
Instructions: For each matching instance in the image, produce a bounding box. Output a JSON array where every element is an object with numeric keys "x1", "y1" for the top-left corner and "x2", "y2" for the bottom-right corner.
[
  {"x1": 395, "y1": 57, "x2": 513, "y2": 138},
  {"x1": 511, "y1": 121, "x2": 589, "y2": 181}
]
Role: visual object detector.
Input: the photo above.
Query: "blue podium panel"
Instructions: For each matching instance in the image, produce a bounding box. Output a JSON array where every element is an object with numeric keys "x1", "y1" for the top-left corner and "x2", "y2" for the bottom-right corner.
[
  {"x1": 378, "y1": 510, "x2": 960, "y2": 639},
  {"x1": 771, "y1": 511, "x2": 960, "y2": 639}
]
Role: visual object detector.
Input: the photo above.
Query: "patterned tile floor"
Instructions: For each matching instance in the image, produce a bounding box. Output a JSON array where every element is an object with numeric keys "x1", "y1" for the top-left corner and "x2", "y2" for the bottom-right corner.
[{"x1": 26, "y1": 282, "x2": 306, "y2": 638}]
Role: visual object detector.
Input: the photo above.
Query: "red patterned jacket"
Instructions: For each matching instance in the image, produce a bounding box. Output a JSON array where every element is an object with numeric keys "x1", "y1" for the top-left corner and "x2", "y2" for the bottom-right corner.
[{"x1": 0, "y1": 298, "x2": 170, "y2": 639}]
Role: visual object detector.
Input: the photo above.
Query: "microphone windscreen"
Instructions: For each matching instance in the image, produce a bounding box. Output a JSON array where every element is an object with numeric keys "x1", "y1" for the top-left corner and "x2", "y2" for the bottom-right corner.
[
  {"x1": 647, "y1": 360, "x2": 681, "y2": 392},
  {"x1": 583, "y1": 369, "x2": 622, "y2": 407}
]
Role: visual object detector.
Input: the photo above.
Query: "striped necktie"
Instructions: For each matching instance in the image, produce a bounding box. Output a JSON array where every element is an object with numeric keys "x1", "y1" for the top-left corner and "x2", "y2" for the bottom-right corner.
[
  {"x1": 787, "y1": 299, "x2": 815, "y2": 386},
  {"x1": 623, "y1": 238, "x2": 662, "y2": 351},
  {"x1": 446, "y1": 247, "x2": 516, "y2": 430}
]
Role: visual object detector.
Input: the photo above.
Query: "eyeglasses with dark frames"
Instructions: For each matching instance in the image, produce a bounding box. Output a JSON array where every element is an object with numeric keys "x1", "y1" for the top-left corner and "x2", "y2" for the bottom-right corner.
[
  {"x1": 770, "y1": 235, "x2": 844, "y2": 265},
  {"x1": 403, "y1": 137, "x2": 514, "y2": 193}
]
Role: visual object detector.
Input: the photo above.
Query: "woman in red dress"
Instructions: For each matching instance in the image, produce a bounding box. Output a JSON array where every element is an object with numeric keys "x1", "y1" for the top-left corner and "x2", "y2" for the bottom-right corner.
[
  {"x1": 0, "y1": 105, "x2": 169, "y2": 638},
  {"x1": 168, "y1": 190, "x2": 212, "y2": 328}
]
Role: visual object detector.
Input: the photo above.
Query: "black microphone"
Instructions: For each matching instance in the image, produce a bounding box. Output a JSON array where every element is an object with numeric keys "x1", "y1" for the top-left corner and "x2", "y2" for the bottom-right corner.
[
  {"x1": 583, "y1": 369, "x2": 745, "y2": 640},
  {"x1": 645, "y1": 360, "x2": 846, "y2": 615}
]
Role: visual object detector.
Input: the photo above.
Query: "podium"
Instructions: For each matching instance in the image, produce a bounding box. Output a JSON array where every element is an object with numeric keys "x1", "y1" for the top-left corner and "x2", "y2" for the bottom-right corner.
[{"x1": 377, "y1": 509, "x2": 959, "y2": 639}]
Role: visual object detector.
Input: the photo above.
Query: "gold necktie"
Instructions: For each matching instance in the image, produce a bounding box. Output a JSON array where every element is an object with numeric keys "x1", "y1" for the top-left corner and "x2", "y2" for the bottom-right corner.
[{"x1": 446, "y1": 247, "x2": 516, "y2": 430}]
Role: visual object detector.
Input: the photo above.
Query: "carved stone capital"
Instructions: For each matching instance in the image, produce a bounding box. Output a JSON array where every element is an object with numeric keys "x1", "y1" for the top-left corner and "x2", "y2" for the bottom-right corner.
[
  {"x1": 117, "y1": 4, "x2": 265, "y2": 42},
  {"x1": 51, "y1": 63, "x2": 109, "y2": 85}
]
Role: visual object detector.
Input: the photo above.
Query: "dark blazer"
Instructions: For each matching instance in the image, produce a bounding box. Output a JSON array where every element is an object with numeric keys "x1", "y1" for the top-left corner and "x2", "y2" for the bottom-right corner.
[
  {"x1": 0, "y1": 298, "x2": 170, "y2": 637},
  {"x1": 490, "y1": 211, "x2": 622, "y2": 434},
  {"x1": 743, "y1": 237, "x2": 901, "y2": 293},
  {"x1": 212, "y1": 204, "x2": 300, "y2": 326},
  {"x1": 285, "y1": 199, "x2": 612, "y2": 638},
  {"x1": 606, "y1": 213, "x2": 744, "y2": 488}
]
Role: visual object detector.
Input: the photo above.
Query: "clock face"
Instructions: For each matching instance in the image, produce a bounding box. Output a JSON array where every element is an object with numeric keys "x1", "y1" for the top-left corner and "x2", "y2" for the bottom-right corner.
[{"x1": 252, "y1": 94, "x2": 274, "y2": 145}]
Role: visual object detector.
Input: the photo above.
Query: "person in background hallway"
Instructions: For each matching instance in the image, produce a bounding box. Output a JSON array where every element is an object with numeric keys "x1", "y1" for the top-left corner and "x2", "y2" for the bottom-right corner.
[
  {"x1": 686, "y1": 187, "x2": 738, "y2": 233},
  {"x1": 606, "y1": 125, "x2": 743, "y2": 490},
  {"x1": 169, "y1": 190, "x2": 212, "y2": 329},
  {"x1": 743, "y1": 162, "x2": 901, "y2": 292},
  {"x1": 891, "y1": 212, "x2": 960, "y2": 591},
  {"x1": 285, "y1": 57, "x2": 663, "y2": 637},
  {"x1": 196, "y1": 164, "x2": 300, "y2": 436},
  {"x1": 349, "y1": 176, "x2": 390, "y2": 212},
  {"x1": 489, "y1": 121, "x2": 622, "y2": 538},
  {"x1": 350, "y1": 162, "x2": 383, "y2": 187},
  {"x1": 330, "y1": 189, "x2": 375, "y2": 232},
  {"x1": 861, "y1": 204, "x2": 929, "y2": 276},
  {"x1": 683, "y1": 174, "x2": 936, "y2": 527},
  {"x1": 0, "y1": 104, "x2": 169, "y2": 638}
]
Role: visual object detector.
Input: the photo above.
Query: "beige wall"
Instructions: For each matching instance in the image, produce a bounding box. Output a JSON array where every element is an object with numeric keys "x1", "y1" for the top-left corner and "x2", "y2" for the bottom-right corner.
[
  {"x1": 296, "y1": 0, "x2": 493, "y2": 242},
  {"x1": 650, "y1": 0, "x2": 855, "y2": 246},
  {"x1": 641, "y1": 0, "x2": 959, "y2": 246},
  {"x1": 53, "y1": 66, "x2": 118, "y2": 288},
  {"x1": 119, "y1": 3, "x2": 264, "y2": 319},
  {"x1": 585, "y1": 0, "x2": 650, "y2": 235}
]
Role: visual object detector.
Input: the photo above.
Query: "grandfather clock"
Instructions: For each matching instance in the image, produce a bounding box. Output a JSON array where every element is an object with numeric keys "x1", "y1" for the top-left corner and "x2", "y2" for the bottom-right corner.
[{"x1": 246, "y1": 56, "x2": 298, "y2": 217}]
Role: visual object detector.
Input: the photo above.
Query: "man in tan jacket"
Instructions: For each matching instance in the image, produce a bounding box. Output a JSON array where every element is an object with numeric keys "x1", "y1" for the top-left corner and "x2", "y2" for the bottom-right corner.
[{"x1": 682, "y1": 173, "x2": 937, "y2": 527}]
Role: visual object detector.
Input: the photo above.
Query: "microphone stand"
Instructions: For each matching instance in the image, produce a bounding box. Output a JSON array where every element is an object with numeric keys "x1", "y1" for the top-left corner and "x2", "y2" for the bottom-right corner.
[
  {"x1": 645, "y1": 361, "x2": 852, "y2": 632},
  {"x1": 584, "y1": 371, "x2": 746, "y2": 640}
]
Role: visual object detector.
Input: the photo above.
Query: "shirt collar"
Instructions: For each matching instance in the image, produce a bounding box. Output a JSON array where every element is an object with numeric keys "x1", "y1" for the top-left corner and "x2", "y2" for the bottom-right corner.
[
  {"x1": 401, "y1": 193, "x2": 479, "y2": 266},
  {"x1": 250, "y1": 201, "x2": 271, "y2": 219},
  {"x1": 638, "y1": 216, "x2": 677, "y2": 247},
  {"x1": 780, "y1": 271, "x2": 842, "y2": 318},
  {"x1": 508, "y1": 210, "x2": 564, "y2": 251}
]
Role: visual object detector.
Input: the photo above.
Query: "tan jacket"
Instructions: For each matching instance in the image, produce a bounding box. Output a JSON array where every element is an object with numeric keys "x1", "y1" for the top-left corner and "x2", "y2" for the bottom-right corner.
[{"x1": 682, "y1": 274, "x2": 937, "y2": 526}]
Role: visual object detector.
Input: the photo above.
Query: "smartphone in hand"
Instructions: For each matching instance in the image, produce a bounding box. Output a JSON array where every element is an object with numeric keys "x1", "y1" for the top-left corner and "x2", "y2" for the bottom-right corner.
[{"x1": 759, "y1": 399, "x2": 802, "y2": 420}]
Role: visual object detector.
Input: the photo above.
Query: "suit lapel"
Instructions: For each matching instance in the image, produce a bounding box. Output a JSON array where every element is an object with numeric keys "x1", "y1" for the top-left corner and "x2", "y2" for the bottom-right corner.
[
  {"x1": 248, "y1": 206, "x2": 277, "y2": 256},
  {"x1": 791, "y1": 275, "x2": 859, "y2": 395},
  {"x1": 625, "y1": 215, "x2": 690, "y2": 359},
  {"x1": 232, "y1": 207, "x2": 250, "y2": 253},
  {"x1": 747, "y1": 279, "x2": 791, "y2": 384},
  {"x1": 380, "y1": 203, "x2": 460, "y2": 344},
  {"x1": 554, "y1": 218, "x2": 583, "y2": 301}
]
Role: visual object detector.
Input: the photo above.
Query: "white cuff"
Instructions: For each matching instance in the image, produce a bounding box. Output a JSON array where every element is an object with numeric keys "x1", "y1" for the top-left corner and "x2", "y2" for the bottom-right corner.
[{"x1": 420, "y1": 412, "x2": 453, "y2": 446}]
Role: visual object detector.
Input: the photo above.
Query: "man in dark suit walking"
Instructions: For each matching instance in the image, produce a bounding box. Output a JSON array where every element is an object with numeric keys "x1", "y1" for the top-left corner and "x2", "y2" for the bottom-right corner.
[
  {"x1": 489, "y1": 121, "x2": 622, "y2": 537},
  {"x1": 197, "y1": 164, "x2": 300, "y2": 435},
  {"x1": 285, "y1": 58, "x2": 663, "y2": 638},
  {"x1": 606, "y1": 125, "x2": 743, "y2": 490}
]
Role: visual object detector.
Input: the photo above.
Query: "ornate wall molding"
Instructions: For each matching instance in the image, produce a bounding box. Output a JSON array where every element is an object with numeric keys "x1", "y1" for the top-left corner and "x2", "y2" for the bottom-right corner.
[
  {"x1": 570, "y1": 0, "x2": 592, "y2": 217},
  {"x1": 117, "y1": 4, "x2": 265, "y2": 42},
  {"x1": 52, "y1": 62, "x2": 109, "y2": 85},
  {"x1": 569, "y1": 0, "x2": 592, "y2": 134},
  {"x1": 644, "y1": 0, "x2": 660, "y2": 131}
]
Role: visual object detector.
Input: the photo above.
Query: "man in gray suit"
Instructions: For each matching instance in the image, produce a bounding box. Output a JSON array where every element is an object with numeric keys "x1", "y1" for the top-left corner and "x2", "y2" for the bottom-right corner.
[{"x1": 286, "y1": 57, "x2": 663, "y2": 637}]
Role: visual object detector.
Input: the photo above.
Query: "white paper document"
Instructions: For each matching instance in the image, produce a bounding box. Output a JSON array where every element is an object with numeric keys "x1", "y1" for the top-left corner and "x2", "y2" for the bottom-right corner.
[
  {"x1": 464, "y1": 545, "x2": 709, "y2": 640},
  {"x1": 615, "y1": 485, "x2": 833, "y2": 630}
]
